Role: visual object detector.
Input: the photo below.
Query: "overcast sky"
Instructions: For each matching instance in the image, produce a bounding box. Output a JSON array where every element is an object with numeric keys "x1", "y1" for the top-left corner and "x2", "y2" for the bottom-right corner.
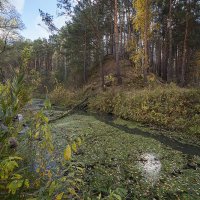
[{"x1": 9, "y1": 0, "x2": 66, "y2": 40}]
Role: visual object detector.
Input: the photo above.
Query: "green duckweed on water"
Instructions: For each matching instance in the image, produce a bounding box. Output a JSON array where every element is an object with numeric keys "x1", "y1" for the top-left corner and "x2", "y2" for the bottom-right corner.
[{"x1": 49, "y1": 113, "x2": 200, "y2": 200}]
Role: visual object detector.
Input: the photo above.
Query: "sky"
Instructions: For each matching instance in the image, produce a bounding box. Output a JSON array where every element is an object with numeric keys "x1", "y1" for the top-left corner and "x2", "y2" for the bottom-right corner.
[{"x1": 9, "y1": 0, "x2": 66, "y2": 40}]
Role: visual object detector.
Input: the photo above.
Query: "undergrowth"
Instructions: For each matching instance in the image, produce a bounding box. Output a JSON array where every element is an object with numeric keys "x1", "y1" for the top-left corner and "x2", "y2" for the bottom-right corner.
[
  {"x1": 88, "y1": 85, "x2": 200, "y2": 142},
  {"x1": 49, "y1": 82, "x2": 200, "y2": 144},
  {"x1": 49, "y1": 84, "x2": 77, "y2": 107}
]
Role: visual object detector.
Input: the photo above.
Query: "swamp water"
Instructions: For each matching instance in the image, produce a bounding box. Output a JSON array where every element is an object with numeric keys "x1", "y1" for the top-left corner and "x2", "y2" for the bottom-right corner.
[{"x1": 24, "y1": 99, "x2": 200, "y2": 199}]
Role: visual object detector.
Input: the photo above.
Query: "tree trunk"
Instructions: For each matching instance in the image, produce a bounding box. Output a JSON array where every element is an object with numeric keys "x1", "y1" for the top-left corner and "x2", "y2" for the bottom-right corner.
[
  {"x1": 83, "y1": 29, "x2": 87, "y2": 83},
  {"x1": 34, "y1": 59, "x2": 37, "y2": 70},
  {"x1": 122, "y1": 4, "x2": 126, "y2": 58},
  {"x1": 156, "y1": 38, "x2": 162, "y2": 76},
  {"x1": 167, "y1": 0, "x2": 173, "y2": 83},
  {"x1": 106, "y1": 34, "x2": 109, "y2": 55},
  {"x1": 119, "y1": 9, "x2": 123, "y2": 57},
  {"x1": 64, "y1": 55, "x2": 67, "y2": 83},
  {"x1": 99, "y1": 51, "x2": 105, "y2": 89},
  {"x1": 38, "y1": 57, "x2": 41, "y2": 71},
  {"x1": 110, "y1": 20, "x2": 114, "y2": 55},
  {"x1": 114, "y1": 0, "x2": 122, "y2": 85},
  {"x1": 143, "y1": 0, "x2": 149, "y2": 83},
  {"x1": 127, "y1": 6, "x2": 131, "y2": 42},
  {"x1": 181, "y1": 0, "x2": 190, "y2": 87},
  {"x1": 162, "y1": 38, "x2": 168, "y2": 81},
  {"x1": 149, "y1": 41, "x2": 154, "y2": 73}
]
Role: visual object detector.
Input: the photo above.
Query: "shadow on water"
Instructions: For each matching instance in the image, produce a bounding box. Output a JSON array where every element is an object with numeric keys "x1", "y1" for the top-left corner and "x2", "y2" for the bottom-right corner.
[
  {"x1": 77, "y1": 111, "x2": 200, "y2": 156},
  {"x1": 29, "y1": 99, "x2": 200, "y2": 157}
]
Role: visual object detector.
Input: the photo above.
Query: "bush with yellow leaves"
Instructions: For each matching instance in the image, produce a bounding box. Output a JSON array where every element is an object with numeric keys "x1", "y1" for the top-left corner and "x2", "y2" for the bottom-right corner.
[
  {"x1": 88, "y1": 85, "x2": 200, "y2": 141},
  {"x1": 45, "y1": 137, "x2": 84, "y2": 200},
  {"x1": 49, "y1": 83, "x2": 76, "y2": 107}
]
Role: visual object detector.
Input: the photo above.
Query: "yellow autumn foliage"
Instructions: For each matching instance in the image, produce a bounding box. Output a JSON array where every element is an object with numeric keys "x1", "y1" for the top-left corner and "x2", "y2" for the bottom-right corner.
[
  {"x1": 88, "y1": 86, "x2": 200, "y2": 135},
  {"x1": 64, "y1": 145, "x2": 72, "y2": 161},
  {"x1": 55, "y1": 192, "x2": 64, "y2": 200},
  {"x1": 71, "y1": 142, "x2": 77, "y2": 153},
  {"x1": 76, "y1": 137, "x2": 82, "y2": 147}
]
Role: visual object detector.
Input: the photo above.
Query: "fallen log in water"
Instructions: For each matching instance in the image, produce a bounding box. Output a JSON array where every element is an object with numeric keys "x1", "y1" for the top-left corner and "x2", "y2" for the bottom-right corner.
[{"x1": 49, "y1": 97, "x2": 89, "y2": 123}]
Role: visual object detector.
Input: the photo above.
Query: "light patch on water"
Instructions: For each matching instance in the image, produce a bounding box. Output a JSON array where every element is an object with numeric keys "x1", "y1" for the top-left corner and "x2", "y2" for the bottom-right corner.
[
  {"x1": 17, "y1": 114, "x2": 23, "y2": 122},
  {"x1": 138, "y1": 153, "x2": 161, "y2": 185}
]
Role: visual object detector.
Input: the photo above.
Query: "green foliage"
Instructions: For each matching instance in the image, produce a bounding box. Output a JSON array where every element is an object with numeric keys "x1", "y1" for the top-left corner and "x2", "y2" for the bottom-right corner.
[
  {"x1": 0, "y1": 157, "x2": 22, "y2": 180},
  {"x1": 32, "y1": 136, "x2": 85, "y2": 200},
  {"x1": 21, "y1": 46, "x2": 32, "y2": 70},
  {"x1": 105, "y1": 188, "x2": 128, "y2": 200},
  {"x1": 0, "y1": 74, "x2": 31, "y2": 198},
  {"x1": 0, "y1": 74, "x2": 55, "y2": 199},
  {"x1": 0, "y1": 73, "x2": 29, "y2": 125},
  {"x1": 7, "y1": 178, "x2": 29, "y2": 195}
]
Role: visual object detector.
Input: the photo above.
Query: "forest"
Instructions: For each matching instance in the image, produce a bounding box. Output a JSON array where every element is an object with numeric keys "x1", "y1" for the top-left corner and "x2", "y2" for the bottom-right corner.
[{"x1": 0, "y1": 0, "x2": 200, "y2": 199}]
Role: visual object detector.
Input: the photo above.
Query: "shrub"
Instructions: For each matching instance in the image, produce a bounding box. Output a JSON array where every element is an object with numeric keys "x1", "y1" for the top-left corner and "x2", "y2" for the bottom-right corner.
[
  {"x1": 88, "y1": 90, "x2": 115, "y2": 113},
  {"x1": 0, "y1": 74, "x2": 56, "y2": 197},
  {"x1": 88, "y1": 85, "x2": 200, "y2": 137},
  {"x1": 49, "y1": 84, "x2": 76, "y2": 107}
]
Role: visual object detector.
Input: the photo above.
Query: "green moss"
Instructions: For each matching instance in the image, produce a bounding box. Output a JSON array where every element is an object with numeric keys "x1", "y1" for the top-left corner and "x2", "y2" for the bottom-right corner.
[
  {"x1": 112, "y1": 118, "x2": 200, "y2": 146},
  {"x1": 50, "y1": 113, "x2": 200, "y2": 199}
]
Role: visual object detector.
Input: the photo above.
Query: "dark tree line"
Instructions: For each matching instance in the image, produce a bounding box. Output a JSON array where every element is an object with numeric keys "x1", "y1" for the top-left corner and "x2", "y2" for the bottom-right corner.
[{"x1": 1, "y1": 0, "x2": 200, "y2": 88}]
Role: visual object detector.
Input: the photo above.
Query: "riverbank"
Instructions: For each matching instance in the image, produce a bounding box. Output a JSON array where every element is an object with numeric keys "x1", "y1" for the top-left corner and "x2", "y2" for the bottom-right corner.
[{"x1": 49, "y1": 84, "x2": 200, "y2": 146}]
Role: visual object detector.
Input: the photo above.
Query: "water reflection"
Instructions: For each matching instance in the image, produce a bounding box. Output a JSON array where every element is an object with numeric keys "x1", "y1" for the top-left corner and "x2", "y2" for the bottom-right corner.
[{"x1": 138, "y1": 153, "x2": 161, "y2": 185}]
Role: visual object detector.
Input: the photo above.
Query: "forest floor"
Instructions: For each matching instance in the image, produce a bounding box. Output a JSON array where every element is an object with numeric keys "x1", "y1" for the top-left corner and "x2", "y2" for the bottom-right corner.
[{"x1": 31, "y1": 96, "x2": 200, "y2": 200}]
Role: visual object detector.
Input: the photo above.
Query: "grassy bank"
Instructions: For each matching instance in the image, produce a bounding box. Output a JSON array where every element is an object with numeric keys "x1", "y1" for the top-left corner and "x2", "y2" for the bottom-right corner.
[
  {"x1": 88, "y1": 85, "x2": 200, "y2": 145},
  {"x1": 49, "y1": 84, "x2": 200, "y2": 145}
]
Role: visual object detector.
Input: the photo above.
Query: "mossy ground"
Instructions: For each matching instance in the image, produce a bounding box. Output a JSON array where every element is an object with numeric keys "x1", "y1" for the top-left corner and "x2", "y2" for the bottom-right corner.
[{"x1": 50, "y1": 113, "x2": 200, "y2": 200}]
